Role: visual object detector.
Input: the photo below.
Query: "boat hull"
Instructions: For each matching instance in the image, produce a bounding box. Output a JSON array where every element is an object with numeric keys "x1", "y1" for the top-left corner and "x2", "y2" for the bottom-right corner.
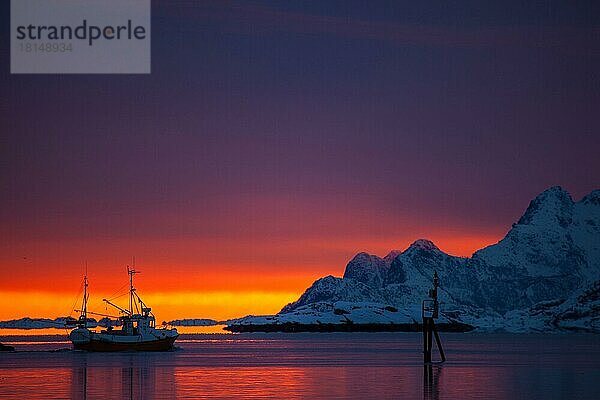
[{"x1": 72, "y1": 335, "x2": 178, "y2": 352}]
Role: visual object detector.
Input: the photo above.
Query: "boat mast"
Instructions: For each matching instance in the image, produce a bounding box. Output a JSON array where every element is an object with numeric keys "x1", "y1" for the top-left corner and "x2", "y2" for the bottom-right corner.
[
  {"x1": 80, "y1": 272, "x2": 88, "y2": 326},
  {"x1": 128, "y1": 265, "x2": 139, "y2": 315}
]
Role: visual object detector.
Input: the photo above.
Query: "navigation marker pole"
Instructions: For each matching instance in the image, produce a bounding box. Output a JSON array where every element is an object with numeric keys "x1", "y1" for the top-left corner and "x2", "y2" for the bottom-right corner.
[{"x1": 422, "y1": 271, "x2": 446, "y2": 363}]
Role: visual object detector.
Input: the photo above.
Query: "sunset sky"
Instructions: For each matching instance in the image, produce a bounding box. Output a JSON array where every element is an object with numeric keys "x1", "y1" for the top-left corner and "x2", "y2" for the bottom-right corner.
[{"x1": 1, "y1": 1, "x2": 599, "y2": 321}]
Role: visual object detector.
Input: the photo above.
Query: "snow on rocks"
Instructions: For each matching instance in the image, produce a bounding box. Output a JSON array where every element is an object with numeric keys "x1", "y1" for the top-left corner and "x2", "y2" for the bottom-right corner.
[{"x1": 238, "y1": 187, "x2": 600, "y2": 333}]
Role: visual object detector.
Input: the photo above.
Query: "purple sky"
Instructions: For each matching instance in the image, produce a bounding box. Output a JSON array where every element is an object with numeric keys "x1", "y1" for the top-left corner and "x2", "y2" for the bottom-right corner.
[{"x1": 1, "y1": 1, "x2": 599, "y2": 299}]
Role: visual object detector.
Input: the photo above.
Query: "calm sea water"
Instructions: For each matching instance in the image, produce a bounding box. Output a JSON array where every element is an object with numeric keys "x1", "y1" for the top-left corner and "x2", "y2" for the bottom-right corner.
[{"x1": 1, "y1": 332, "x2": 599, "y2": 399}]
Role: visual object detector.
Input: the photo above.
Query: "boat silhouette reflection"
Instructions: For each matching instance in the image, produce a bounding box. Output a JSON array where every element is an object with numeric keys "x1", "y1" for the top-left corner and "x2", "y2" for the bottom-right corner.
[{"x1": 69, "y1": 353, "x2": 176, "y2": 400}]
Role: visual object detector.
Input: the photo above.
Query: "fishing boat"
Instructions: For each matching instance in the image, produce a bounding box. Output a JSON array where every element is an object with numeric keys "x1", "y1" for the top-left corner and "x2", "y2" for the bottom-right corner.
[{"x1": 69, "y1": 267, "x2": 178, "y2": 351}]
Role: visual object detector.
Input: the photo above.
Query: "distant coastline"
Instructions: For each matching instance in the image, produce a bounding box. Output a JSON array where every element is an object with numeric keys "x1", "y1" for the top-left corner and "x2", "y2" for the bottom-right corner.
[{"x1": 224, "y1": 322, "x2": 474, "y2": 333}]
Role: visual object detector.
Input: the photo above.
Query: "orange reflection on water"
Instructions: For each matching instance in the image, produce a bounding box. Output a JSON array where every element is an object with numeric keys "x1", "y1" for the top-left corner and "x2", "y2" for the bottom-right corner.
[
  {"x1": 0, "y1": 365, "x2": 421, "y2": 399},
  {"x1": 173, "y1": 366, "x2": 424, "y2": 399},
  {"x1": 0, "y1": 363, "x2": 178, "y2": 400},
  {"x1": 2, "y1": 334, "x2": 599, "y2": 399},
  {"x1": 0, "y1": 368, "x2": 73, "y2": 399}
]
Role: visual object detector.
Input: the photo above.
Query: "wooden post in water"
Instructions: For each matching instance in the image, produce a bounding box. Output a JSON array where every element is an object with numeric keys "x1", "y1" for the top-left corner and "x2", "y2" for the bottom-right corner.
[{"x1": 422, "y1": 271, "x2": 446, "y2": 363}]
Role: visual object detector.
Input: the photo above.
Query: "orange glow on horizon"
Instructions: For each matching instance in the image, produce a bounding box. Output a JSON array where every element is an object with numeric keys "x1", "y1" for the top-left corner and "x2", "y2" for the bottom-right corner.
[
  {"x1": 0, "y1": 290, "x2": 299, "y2": 321},
  {"x1": 0, "y1": 230, "x2": 503, "y2": 322}
]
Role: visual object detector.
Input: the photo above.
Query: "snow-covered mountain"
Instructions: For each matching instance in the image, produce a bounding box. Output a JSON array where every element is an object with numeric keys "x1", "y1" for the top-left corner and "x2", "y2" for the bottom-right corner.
[
  {"x1": 0, "y1": 317, "x2": 69, "y2": 330},
  {"x1": 233, "y1": 187, "x2": 600, "y2": 332}
]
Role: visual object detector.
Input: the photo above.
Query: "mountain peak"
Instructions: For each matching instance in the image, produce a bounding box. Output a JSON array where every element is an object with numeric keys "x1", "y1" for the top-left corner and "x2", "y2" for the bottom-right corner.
[
  {"x1": 544, "y1": 185, "x2": 568, "y2": 194},
  {"x1": 406, "y1": 239, "x2": 439, "y2": 252},
  {"x1": 517, "y1": 186, "x2": 574, "y2": 228},
  {"x1": 343, "y1": 252, "x2": 388, "y2": 287},
  {"x1": 346, "y1": 252, "x2": 384, "y2": 267},
  {"x1": 383, "y1": 250, "x2": 402, "y2": 264},
  {"x1": 580, "y1": 189, "x2": 600, "y2": 206},
  {"x1": 532, "y1": 186, "x2": 572, "y2": 205}
]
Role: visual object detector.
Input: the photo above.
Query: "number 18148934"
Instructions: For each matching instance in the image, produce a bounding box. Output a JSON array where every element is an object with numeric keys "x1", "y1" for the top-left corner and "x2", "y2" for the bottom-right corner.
[{"x1": 19, "y1": 42, "x2": 73, "y2": 52}]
